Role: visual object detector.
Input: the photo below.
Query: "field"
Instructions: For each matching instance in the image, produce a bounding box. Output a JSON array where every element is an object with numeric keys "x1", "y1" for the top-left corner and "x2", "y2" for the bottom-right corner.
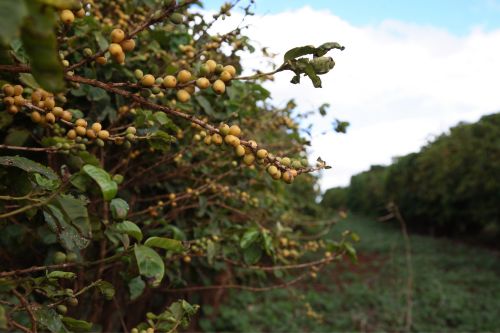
[{"x1": 200, "y1": 215, "x2": 500, "y2": 332}]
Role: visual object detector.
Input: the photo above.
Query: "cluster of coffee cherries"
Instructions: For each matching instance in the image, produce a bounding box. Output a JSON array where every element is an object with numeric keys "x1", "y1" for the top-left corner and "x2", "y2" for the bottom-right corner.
[
  {"x1": 133, "y1": 59, "x2": 236, "y2": 103},
  {"x1": 278, "y1": 237, "x2": 301, "y2": 260},
  {"x1": 106, "y1": 28, "x2": 136, "y2": 65},
  {"x1": 195, "y1": 122, "x2": 309, "y2": 184},
  {"x1": 59, "y1": 6, "x2": 86, "y2": 26}
]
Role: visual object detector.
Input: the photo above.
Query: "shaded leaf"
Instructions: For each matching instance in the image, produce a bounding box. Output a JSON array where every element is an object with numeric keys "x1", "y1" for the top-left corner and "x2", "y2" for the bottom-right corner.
[
  {"x1": 34, "y1": 307, "x2": 67, "y2": 333},
  {"x1": 0, "y1": 1, "x2": 27, "y2": 45},
  {"x1": 115, "y1": 221, "x2": 143, "y2": 242},
  {"x1": 0, "y1": 155, "x2": 59, "y2": 180},
  {"x1": 134, "y1": 245, "x2": 164, "y2": 286},
  {"x1": 110, "y1": 198, "x2": 129, "y2": 220},
  {"x1": 82, "y1": 164, "x2": 118, "y2": 201},
  {"x1": 95, "y1": 280, "x2": 115, "y2": 300},
  {"x1": 240, "y1": 228, "x2": 260, "y2": 249},
  {"x1": 144, "y1": 236, "x2": 184, "y2": 253},
  {"x1": 128, "y1": 276, "x2": 145, "y2": 301},
  {"x1": 61, "y1": 317, "x2": 93, "y2": 332}
]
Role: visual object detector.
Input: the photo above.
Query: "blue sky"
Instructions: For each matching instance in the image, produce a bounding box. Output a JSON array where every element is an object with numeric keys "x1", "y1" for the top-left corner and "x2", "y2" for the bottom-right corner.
[{"x1": 203, "y1": 0, "x2": 500, "y2": 35}]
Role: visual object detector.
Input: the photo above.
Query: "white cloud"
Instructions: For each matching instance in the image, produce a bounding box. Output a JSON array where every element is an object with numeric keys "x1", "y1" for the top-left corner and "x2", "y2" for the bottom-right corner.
[{"x1": 204, "y1": 6, "x2": 500, "y2": 190}]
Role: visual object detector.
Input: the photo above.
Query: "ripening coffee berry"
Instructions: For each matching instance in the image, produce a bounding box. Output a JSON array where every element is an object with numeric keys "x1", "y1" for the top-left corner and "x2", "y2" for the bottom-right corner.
[
  {"x1": 243, "y1": 154, "x2": 255, "y2": 165},
  {"x1": 228, "y1": 125, "x2": 241, "y2": 137},
  {"x1": 3, "y1": 97, "x2": 14, "y2": 106},
  {"x1": 86, "y1": 129, "x2": 97, "y2": 139},
  {"x1": 98, "y1": 130, "x2": 110, "y2": 140},
  {"x1": 126, "y1": 126, "x2": 137, "y2": 135},
  {"x1": 141, "y1": 74, "x2": 155, "y2": 87},
  {"x1": 121, "y1": 39, "x2": 136, "y2": 52},
  {"x1": 67, "y1": 129, "x2": 77, "y2": 139},
  {"x1": 256, "y1": 149, "x2": 268, "y2": 159},
  {"x1": 196, "y1": 77, "x2": 210, "y2": 89},
  {"x1": 13, "y1": 85, "x2": 23, "y2": 96},
  {"x1": 111, "y1": 29, "x2": 125, "y2": 43},
  {"x1": 223, "y1": 65, "x2": 236, "y2": 77},
  {"x1": 68, "y1": 297, "x2": 79, "y2": 307},
  {"x1": 96, "y1": 56, "x2": 107, "y2": 65},
  {"x1": 212, "y1": 133, "x2": 223, "y2": 145},
  {"x1": 83, "y1": 48, "x2": 93, "y2": 57},
  {"x1": 2, "y1": 84, "x2": 14, "y2": 96},
  {"x1": 30, "y1": 111, "x2": 42, "y2": 123},
  {"x1": 75, "y1": 126, "x2": 86, "y2": 136},
  {"x1": 115, "y1": 52, "x2": 125, "y2": 64},
  {"x1": 31, "y1": 90, "x2": 42, "y2": 103},
  {"x1": 301, "y1": 158, "x2": 308, "y2": 167},
  {"x1": 44, "y1": 98, "x2": 55, "y2": 110},
  {"x1": 62, "y1": 110, "x2": 73, "y2": 121},
  {"x1": 134, "y1": 69, "x2": 144, "y2": 80},
  {"x1": 212, "y1": 79, "x2": 225, "y2": 94},
  {"x1": 282, "y1": 171, "x2": 294, "y2": 184},
  {"x1": 272, "y1": 170, "x2": 282, "y2": 180},
  {"x1": 170, "y1": 13, "x2": 184, "y2": 24},
  {"x1": 53, "y1": 251, "x2": 67, "y2": 264},
  {"x1": 177, "y1": 70, "x2": 192, "y2": 83},
  {"x1": 52, "y1": 107, "x2": 64, "y2": 117},
  {"x1": 219, "y1": 71, "x2": 232, "y2": 82},
  {"x1": 75, "y1": 118, "x2": 87, "y2": 127},
  {"x1": 45, "y1": 112, "x2": 56, "y2": 123},
  {"x1": 176, "y1": 89, "x2": 191, "y2": 103},
  {"x1": 66, "y1": 252, "x2": 78, "y2": 262},
  {"x1": 219, "y1": 123, "x2": 230, "y2": 135},
  {"x1": 60, "y1": 10, "x2": 75, "y2": 25},
  {"x1": 75, "y1": 8, "x2": 85, "y2": 18},
  {"x1": 162, "y1": 75, "x2": 177, "y2": 88},
  {"x1": 214, "y1": 64, "x2": 224, "y2": 74},
  {"x1": 292, "y1": 160, "x2": 302, "y2": 169},
  {"x1": 235, "y1": 145, "x2": 245, "y2": 157},
  {"x1": 13, "y1": 95, "x2": 24, "y2": 106},
  {"x1": 56, "y1": 304, "x2": 68, "y2": 315},
  {"x1": 267, "y1": 165, "x2": 278, "y2": 176},
  {"x1": 224, "y1": 134, "x2": 240, "y2": 147},
  {"x1": 281, "y1": 157, "x2": 291, "y2": 166},
  {"x1": 108, "y1": 43, "x2": 123, "y2": 57},
  {"x1": 203, "y1": 135, "x2": 212, "y2": 145},
  {"x1": 91, "y1": 122, "x2": 102, "y2": 132},
  {"x1": 205, "y1": 60, "x2": 217, "y2": 73}
]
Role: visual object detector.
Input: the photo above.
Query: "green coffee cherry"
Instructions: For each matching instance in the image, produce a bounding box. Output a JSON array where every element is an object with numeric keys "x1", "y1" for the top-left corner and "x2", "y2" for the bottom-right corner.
[
  {"x1": 134, "y1": 69, "x2": 144, "y2": 80},
  {"x1": 53, "y1": 251, "x2": 67, "y2": 264},
  {"x1": 170, "y1": 13, "x2": 184, "y2": 24}
]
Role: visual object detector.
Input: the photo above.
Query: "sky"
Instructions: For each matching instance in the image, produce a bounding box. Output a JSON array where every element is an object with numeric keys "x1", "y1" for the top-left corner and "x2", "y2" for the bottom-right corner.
[{"x1": 200, "y1": 1, "x2": 500, "y2": 190}]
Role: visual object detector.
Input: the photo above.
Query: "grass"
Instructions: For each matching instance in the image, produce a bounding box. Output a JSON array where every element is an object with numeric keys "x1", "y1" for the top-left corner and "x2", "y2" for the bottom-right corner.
[{"x1": 199, "y1": 214, "x2": 500, "y2": 332}]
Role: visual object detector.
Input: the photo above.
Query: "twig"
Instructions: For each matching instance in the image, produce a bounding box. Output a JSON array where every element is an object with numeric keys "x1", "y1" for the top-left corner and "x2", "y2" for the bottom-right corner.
[{"x1": 12, "y1": 289, "x2": 37, "y2": 333}]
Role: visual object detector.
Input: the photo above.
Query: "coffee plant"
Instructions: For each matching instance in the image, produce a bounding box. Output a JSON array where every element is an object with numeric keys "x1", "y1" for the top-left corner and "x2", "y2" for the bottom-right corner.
[{"x1": 0, "y1": 0, "x2": 353, "y2": 332}]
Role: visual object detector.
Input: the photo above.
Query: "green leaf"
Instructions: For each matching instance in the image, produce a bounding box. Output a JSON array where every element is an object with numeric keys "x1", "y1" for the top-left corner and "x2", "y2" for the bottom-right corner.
[
  {"x1": 134, "y1": 245, "x2": 165, "y2": 286},
  {"x1": 34, "y1": 173, "x2": 59, "y2": 190},
  {"x1": 19, "y1": 73, "x2": 41, "y2": 89},
  {"x1": 43, "y1": 194, "x2": 91, "y2": 251},
  {"x1": 153, "y1": 112, "x2": 170, "y2": 125},
  {"x1": 115, "y1": 221, "x2": 143, "y2": 242},
  {"x1": 0, "y1": 1, "x2": 27, "y2": 45},
  {"x1": 61, "y1": 317, "x2": 93, "y2": 332},
  {"x1": 82, "y1": 164, "x2": 118, "y2": 201},
  {"x1": 34, "y1": 307, "x2": 67, "y2": 333},
  {"x1": 95, "y1": 280, "x2": 115, "y2": 300},
  {"x1": 47, "y1": 271, "x2": 76, "y2": 280},
  {"x1": 303, "y1": 62, "x2": 322, "y2": 88},
  {"x1": 0, "y1": 155, "x2": 59, "y2": 180},
  {"x1": 206, "y1": 239, "x2": 216, "y2": 265},
  {"x1": 144, "y1": 237, "x2": 184, "y2": 253},
  {"x1": 36, "y1": 0, "x2": 81, "y2": 10},
  {"x1": 240, "y1": 228, "x2": 260, "y2": 249},
  {"x1": 284, "y1": 45, "x2": 316, "y2": 62},
  {"x1": 110, "y1": 198, "x2": 129, "y2": 220},
  {"x1": 0, "y1": 305, "x2": 7, "y2": 330},
  {"x1": 128, "y1": 276, "x2": 145, "y2": 301},
  {"x1": 21, "y1": 2, "x2": 65, "y2": 92},
  {"x1": 243, "y1": 243, "x2": 263, "y2": 264}
]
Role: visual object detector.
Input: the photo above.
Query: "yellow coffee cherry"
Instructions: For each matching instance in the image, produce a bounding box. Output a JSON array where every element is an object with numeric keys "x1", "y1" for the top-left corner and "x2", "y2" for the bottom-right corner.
[
  {"x1": 281, "y1": 157, "x2": 291, "y2": 166},
  {"x1": 111, "y1": 29, "x2": 125, "y2": 43},
  {"x1": 45, "y1": 112, "x2": 56, "y2": 123},
  {"x1": 248, "y1": 140, "x2": 258, "y2": 149},
  {"x1": 224, "y1": 134, "x2": 240, "y2": 147},
  {"x1": 75, "y1": 126, "x2": 87, "y2": 136},
  {"x1": 7, "y1": 105, "x2": 18, "y2": 115},
  {"x1": 31, "y1": 90, "x2": 42, "y2": 103},
  {"x1": 219, "y1": 123, "x2": 230, "y2": 135},
  {"x1": 223, "y1": 65, "x2": 236, "y2": 77},
  {"x1": 60, "y1": 9, "x2": 75, "y2": 25},
  {"x1": 75, "y1": 118, "x2": 87, "y2": 127},
  {"x1": 267, "y1": 165, "x2": 278, "y2": 176},
  {"x1": 212, "y1": 80, "x2": 225, "y2": 94},
  {"x1": 196, "y1": 77, "x2": 210, "y2": 89},
  {"x1": 272, "y1": 170, "x2": 282, "y2": 180},
  {"x1": 67, "y1": 129, "x2": 77, "y2": 139},
  {"x1": 62, "y1": 110, "x2": 73, "y2": 121},
  {"x1": 176, "y1": 89, "x2": 191, "y2": 103},
  {"x1": 177, "y1": 70, "x2": 192, "y2": 83},
  {"x1": 96, "y1": 56, "x2": 107, "y2": 65},
  {"x1": 183, "y1": 255, "x2": 191, "y2": 263},
  {"x1": 13, "y1": 85, "x2": 23, "y2": 96},
  {"x1": 235, "y1": 145, "x2": 245, "y2": 157},
  {"x1": 98, "y1": 130, "x2": 110, "y2": 140},
  {"x1": 30, "y1": 111, "x2": 42, "y2": 123},
  {"x1": 108, "y1": 43, "x2": 123, "y2": 57},
  {"x1": 44, "y1": 98, "x2": 55, "y2": 110},
  {"x1": 203, "y1": 135, "x2": 212, "y2": 145},
  {"x1": 141, "y1": 74, "x2": 155, "y2": 87},
  {"x1": 120, "y1": 39, "x2": 135, "y2": 52},
  {"x1": 86, "y1": 129, "x2": 97, "y2": 139},
  {"x1": 219, "y1": 71, "x2": 232, "y2": 82},
  {"x1": 212, "y1": 133, "x2": 223, "y2": 145},
  {"x1": 91, "y1": 122, "x2": 102, "y2": 132},
  {"x1": 243, "y1": 154, "x2": 255, "y2": 165},
  {"x1": 13, "y1": 95, "x2": 24, "y2": 106},
  {"x1": 162, "y1": 75, "x2": 177, "y2": 88},
  {"x1": 3, "y1": 97, "x2": 14, "y2": 105},
  {"x1": 228, "y1": 124, "x2": 241, "y2": 137},
  {"x1": 114, "y1": 52, "x2": 126, "y2": 64},
  {"x1": 2, "y1": 84, "x2": 14, "y2": 96},
  {"x1": 282, "y1": 170, "x2": 294, "y2": 184},
  {"x1": 75, "y1": 8, "x2": 85, "y2": 18},
  {"x1": 256, "y1": 149, "x2": 268, "y2": 159},
  {"x1": 205, "y1": 59, "x2": 217, "y2": 73},
  {"x1": 52, "y1": 107, "x2": 64, "y2": 117}
]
